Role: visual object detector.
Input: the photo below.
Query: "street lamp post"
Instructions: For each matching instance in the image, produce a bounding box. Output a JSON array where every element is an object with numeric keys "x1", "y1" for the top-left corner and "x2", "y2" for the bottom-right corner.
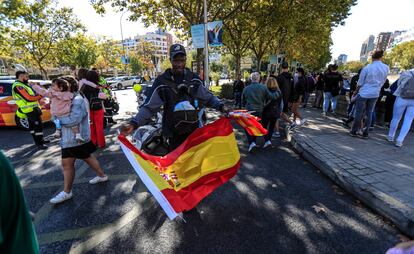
[
  {"x1": 203, "y1": 0, "x2": 210, "y2": 88},
  {"x1": 120, "y1": 11, "x2": 128, "y2": 72}
]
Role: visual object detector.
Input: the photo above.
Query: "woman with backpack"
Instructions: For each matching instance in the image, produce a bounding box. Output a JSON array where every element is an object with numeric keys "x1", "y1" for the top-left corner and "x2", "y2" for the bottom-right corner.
[
  {"x1": 387, "y1": 69, "x2": 414, "y2": 147},
  {"x1": 261, "y1": 77, "x2": 282, "y2": 148},
  {"x1": 81, "y1": 69, "x2": 106, "y2": 148}
]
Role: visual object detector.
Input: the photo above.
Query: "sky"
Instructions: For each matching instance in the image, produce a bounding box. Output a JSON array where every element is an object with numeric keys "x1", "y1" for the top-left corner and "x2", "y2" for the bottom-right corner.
[
  {"x1": 59, "y1": 0, "x2": 414, "y2": 61},
  {"x1": 331, "y1": 0, "x2": 414, "y2": 61}
]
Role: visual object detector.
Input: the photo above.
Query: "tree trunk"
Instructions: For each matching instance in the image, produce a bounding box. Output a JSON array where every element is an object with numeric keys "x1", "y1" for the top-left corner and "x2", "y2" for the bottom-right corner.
[
  {"x1": 39, "y1": 64, "x2": 48, "y2": 80},
  {"x1": 235, "y1": 55, "x2": 241, "y2": 77},
  {"x1": 257, "y1": 57, "x2": 262, "y2": 73},
  {"x1": 196, "y1": 48, "x2": 204, "y2": 75}
]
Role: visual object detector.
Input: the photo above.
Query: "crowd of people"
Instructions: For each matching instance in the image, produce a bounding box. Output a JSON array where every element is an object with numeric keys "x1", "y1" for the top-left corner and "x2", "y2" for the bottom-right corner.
[
  {"x1": 232, "y1": 49, "x2": 414, "y2": 149},
  {"x1": 11, "y1": 68, "x2": 120, "y2": 204}
]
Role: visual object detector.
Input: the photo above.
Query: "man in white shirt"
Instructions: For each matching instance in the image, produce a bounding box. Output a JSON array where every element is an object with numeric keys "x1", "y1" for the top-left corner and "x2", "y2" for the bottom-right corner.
[{"x1": 350, "y1": 50, "x2": 389, "y2": 138}]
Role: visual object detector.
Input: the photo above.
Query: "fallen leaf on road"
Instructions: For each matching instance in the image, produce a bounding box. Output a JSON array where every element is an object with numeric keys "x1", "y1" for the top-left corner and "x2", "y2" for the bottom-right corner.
[{"x1": 312, "y1": 205, "x2": 327, "y2": 214}]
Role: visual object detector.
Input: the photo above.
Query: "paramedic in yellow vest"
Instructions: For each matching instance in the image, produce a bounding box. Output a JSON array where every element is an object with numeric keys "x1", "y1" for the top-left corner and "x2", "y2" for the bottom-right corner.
[{"x1": 12, "y1": 71, "x2": 48, "y2": 150}]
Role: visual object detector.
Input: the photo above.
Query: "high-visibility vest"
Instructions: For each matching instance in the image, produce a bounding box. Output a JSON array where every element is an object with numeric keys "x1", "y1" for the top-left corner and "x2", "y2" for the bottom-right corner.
[{"x1": 11, "y1": 81, "x2": 40, "y2": 118}]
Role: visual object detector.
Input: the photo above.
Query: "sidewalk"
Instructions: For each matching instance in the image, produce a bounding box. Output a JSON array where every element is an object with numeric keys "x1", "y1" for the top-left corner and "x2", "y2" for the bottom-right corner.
[{"x1": 288, "y1": 108, "x2": 414, "y2": 237}]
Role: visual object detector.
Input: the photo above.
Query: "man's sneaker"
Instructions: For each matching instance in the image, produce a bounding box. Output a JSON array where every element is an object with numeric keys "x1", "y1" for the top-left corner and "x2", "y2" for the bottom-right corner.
[
  {"x1": 395, "y1": 141, "x2": 403, "y2": 147},
  {"x1": 321, "y1": 112, "x2": 327, "y2": 116},
  {"x1": 75, "y1": 133, "x2": 85, "y2": 143},
  {"x1": 89, "y1": 175, "x2": 108, "y2": 184},
  {"x1": 50, "y1": 191, "x2": 73, "y2": 204},
  {"x1": 248, "y1": 142, "x2": 257, "y2": 153},
  {"x1": 263, "y1": 140, "x2": 272, "y2": 148},
  {"x1": 349, "y1": 131, "x2": 358, "y2": 137},
  {"x1": 360, "y1": 132, "x2": 369, "y2": 139},
  {"x1": 273, "y1": 132, "x2": 281, "y2": 138},
  {"x1": 386, "y1": 136, "x2": 394, "y2": 142}
]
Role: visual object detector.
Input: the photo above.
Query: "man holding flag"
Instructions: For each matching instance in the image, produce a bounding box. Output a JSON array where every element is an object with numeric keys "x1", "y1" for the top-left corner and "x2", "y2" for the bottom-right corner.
[{"x1": 120, "y1": 44, "x2": 228, "y2": 150}]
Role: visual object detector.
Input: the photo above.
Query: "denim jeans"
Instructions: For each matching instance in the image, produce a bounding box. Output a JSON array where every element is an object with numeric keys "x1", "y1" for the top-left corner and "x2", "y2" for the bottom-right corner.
[
  {"x1": 388, "y1": 97, "x2": 414, "y2": 143},
  {"x1": 351, "y1": 95, "x2": 378, "y2": 134},
  {"x1": 323, "y1": 92, "x2": 337, "y2": 113}
]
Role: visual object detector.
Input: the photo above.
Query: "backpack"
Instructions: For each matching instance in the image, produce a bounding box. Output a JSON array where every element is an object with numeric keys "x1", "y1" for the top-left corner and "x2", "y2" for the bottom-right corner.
[
  {"x1": 398, "y1": 71, "x2": 414, "y2": 99},
  {"x1": 157, "y1": 73, "x2": 201, "y2": 136},
  {"x1": 262, "y1": 90, "x2": 282, "y2": 118}
]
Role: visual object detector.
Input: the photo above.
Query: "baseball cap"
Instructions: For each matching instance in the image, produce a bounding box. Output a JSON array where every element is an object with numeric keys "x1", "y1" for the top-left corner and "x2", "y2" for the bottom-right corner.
[{"x1": 170, "y1": 44, "x2": 186, "y2": 59}]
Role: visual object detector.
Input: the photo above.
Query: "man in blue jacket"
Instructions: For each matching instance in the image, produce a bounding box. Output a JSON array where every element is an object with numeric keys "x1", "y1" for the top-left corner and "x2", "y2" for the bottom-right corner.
[{"x1": 121, "y1": 44, "x2": 227, "y2": 151}]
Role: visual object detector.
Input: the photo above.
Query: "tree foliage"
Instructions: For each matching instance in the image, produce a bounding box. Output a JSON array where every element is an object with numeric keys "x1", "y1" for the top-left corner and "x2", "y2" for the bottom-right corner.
[
  {"x1": 385, "y1": 41, "x2": 414, "y2": 70},
  {"x1": 338, "y1": 61, "x2": 366, "y2": 73},
  {"x1": 11, "y1": 0, "x2": 84, "y2": 78},
  {"x1": 57, "y1": 34, "x2": 98, "y2": 68}
]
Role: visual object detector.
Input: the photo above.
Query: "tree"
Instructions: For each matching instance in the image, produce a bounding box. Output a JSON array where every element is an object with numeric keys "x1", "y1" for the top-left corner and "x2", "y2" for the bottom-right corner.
[
  {"x1": 0, "y1": 0, "x2": 27, "y2": 58},
  {"x1": 97, "y1": 37, "x2": 123, "y2": 73},
  {"x1": 129, "y1": 53, "x2": 144, "y2": 74},
  {"x1": 90, "y1": 0, "x2": 253, "y2": 72},
  {"x1": 134, "y1": 39, "x2": 156, "y2": 71},
  {"x1": 386, "y1": 41, "x2": 414, "y2": 70},
  {"x1": 12, "y1": 1, "x2": 84, "y2": 78},
  {"x1": 57, "y1": 34, "x2": 98, "y2": 68},
  {"x1": 339, "y1": 61, "x2": 366, "y2": 73}
]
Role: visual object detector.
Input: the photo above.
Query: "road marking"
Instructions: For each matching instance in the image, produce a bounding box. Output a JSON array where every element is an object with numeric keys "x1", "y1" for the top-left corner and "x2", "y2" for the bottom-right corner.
[
  {"x1": 68, "y1": 203, "x2": 144, "y2": 254},
  {"x1": 33, "y1": 162, "x2": 90, "y2": 226},
  {"x1": 24, "y1": 174, "x2": 137, "y2": 190}
]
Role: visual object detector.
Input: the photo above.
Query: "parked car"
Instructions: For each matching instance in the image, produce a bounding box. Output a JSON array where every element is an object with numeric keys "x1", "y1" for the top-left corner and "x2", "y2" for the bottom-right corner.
[
  {"x1": 0, "y1": 79, "x2": 52, "y2": 129},
  {"x1": 108, "y1": 76, "x2": 138, "y2": 90}
]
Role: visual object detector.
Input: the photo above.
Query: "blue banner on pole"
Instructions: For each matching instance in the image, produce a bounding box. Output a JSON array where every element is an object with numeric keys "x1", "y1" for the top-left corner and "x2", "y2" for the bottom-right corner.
[
  {"x1": 191, "y1": 21, "x2": 223, "y2": 48},
  {"x1": 207, "y1": 21, "x2": 223, "y2": 47},
  {"x1": 191, "y1": 24, "x2": 205, "y2": 49}
]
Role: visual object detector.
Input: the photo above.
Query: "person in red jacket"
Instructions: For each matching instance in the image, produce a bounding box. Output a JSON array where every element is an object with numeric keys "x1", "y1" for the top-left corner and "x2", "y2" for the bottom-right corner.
[{"x1": 80, "y1": 69, "x2": 106, "y2": 148}]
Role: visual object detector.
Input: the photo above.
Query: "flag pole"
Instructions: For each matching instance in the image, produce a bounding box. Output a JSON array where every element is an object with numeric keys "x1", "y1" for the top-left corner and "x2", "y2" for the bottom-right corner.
[{"x1": 203, "y1": 0, "x2": 210, "y2": 88}]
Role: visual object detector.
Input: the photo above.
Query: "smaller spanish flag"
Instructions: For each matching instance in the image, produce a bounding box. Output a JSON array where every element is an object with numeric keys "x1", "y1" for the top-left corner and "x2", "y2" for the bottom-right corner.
[{"x1": 229, "y1": 110, "x2": 268, "y2": 136}]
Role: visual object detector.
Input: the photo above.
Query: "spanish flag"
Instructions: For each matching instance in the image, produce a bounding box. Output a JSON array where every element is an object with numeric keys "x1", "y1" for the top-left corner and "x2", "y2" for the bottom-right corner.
[
  {"x1": 229, "y1": 110, "x2": 268, "y2": 136},
  {"x1": 118, "y1": 117, "x2": 241, "y2": 220}
]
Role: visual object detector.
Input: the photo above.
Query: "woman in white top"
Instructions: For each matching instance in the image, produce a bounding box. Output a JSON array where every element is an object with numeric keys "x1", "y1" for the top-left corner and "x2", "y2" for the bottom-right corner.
[{"x1": 387, "y1": 69, "x2": 414, "y2": 147}]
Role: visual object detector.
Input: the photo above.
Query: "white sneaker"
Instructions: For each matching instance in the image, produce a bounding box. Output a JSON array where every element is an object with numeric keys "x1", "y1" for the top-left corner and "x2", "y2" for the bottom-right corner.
[
  {"x1": 50, "y1": 191, "x2": 73, "y2": 204},
  {"x1": 263, "y1": 141, "x2": 272, "y2": 148},
  {"x1": 248, "y1": 142, "x2": 257, "y2": 153},
  {"x1": 273, "y1": 132, "x2": 281, "y2": 138},
  {"x1": 89, "y1": 175, "x2": 108, "y2": 184},
  {"x1": 395, "y1": 141, "x2": 403, "y2": 147},
  {"x1": 321, "y1": 112, "x2": 327, "y2": 116}
]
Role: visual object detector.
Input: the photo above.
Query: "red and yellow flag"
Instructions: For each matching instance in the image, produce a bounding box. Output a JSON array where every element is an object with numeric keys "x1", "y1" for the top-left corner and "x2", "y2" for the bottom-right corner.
[
  {"x1": 229, "y1": 110, "x2": 268, "y2": 136},
  {"x1": 118, "y1": 117, "x2": 240, "y2": 219}
]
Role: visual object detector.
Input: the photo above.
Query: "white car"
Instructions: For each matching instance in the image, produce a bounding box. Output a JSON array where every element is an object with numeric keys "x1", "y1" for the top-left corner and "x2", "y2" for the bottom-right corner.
[{"x1": 108, "y1": 76, "x2": 137, "y2": 90}]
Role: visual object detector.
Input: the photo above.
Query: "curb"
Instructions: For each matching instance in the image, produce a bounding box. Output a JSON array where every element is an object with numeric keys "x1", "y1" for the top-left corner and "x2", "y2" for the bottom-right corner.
[{"x1": 288, "y1": 132, "x2": 414, "y2": 238}]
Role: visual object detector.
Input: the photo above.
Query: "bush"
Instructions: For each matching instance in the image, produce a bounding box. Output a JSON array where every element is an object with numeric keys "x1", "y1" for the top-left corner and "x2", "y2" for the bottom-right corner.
[{"x1": 219, "y1": 83, "x2": 234, "y2": 99}]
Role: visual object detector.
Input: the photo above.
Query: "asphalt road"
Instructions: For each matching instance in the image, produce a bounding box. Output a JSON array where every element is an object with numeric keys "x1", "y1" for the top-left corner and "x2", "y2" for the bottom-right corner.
[{"x1": 0, "y1": 87, "x2": 403, "y2": 254}]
